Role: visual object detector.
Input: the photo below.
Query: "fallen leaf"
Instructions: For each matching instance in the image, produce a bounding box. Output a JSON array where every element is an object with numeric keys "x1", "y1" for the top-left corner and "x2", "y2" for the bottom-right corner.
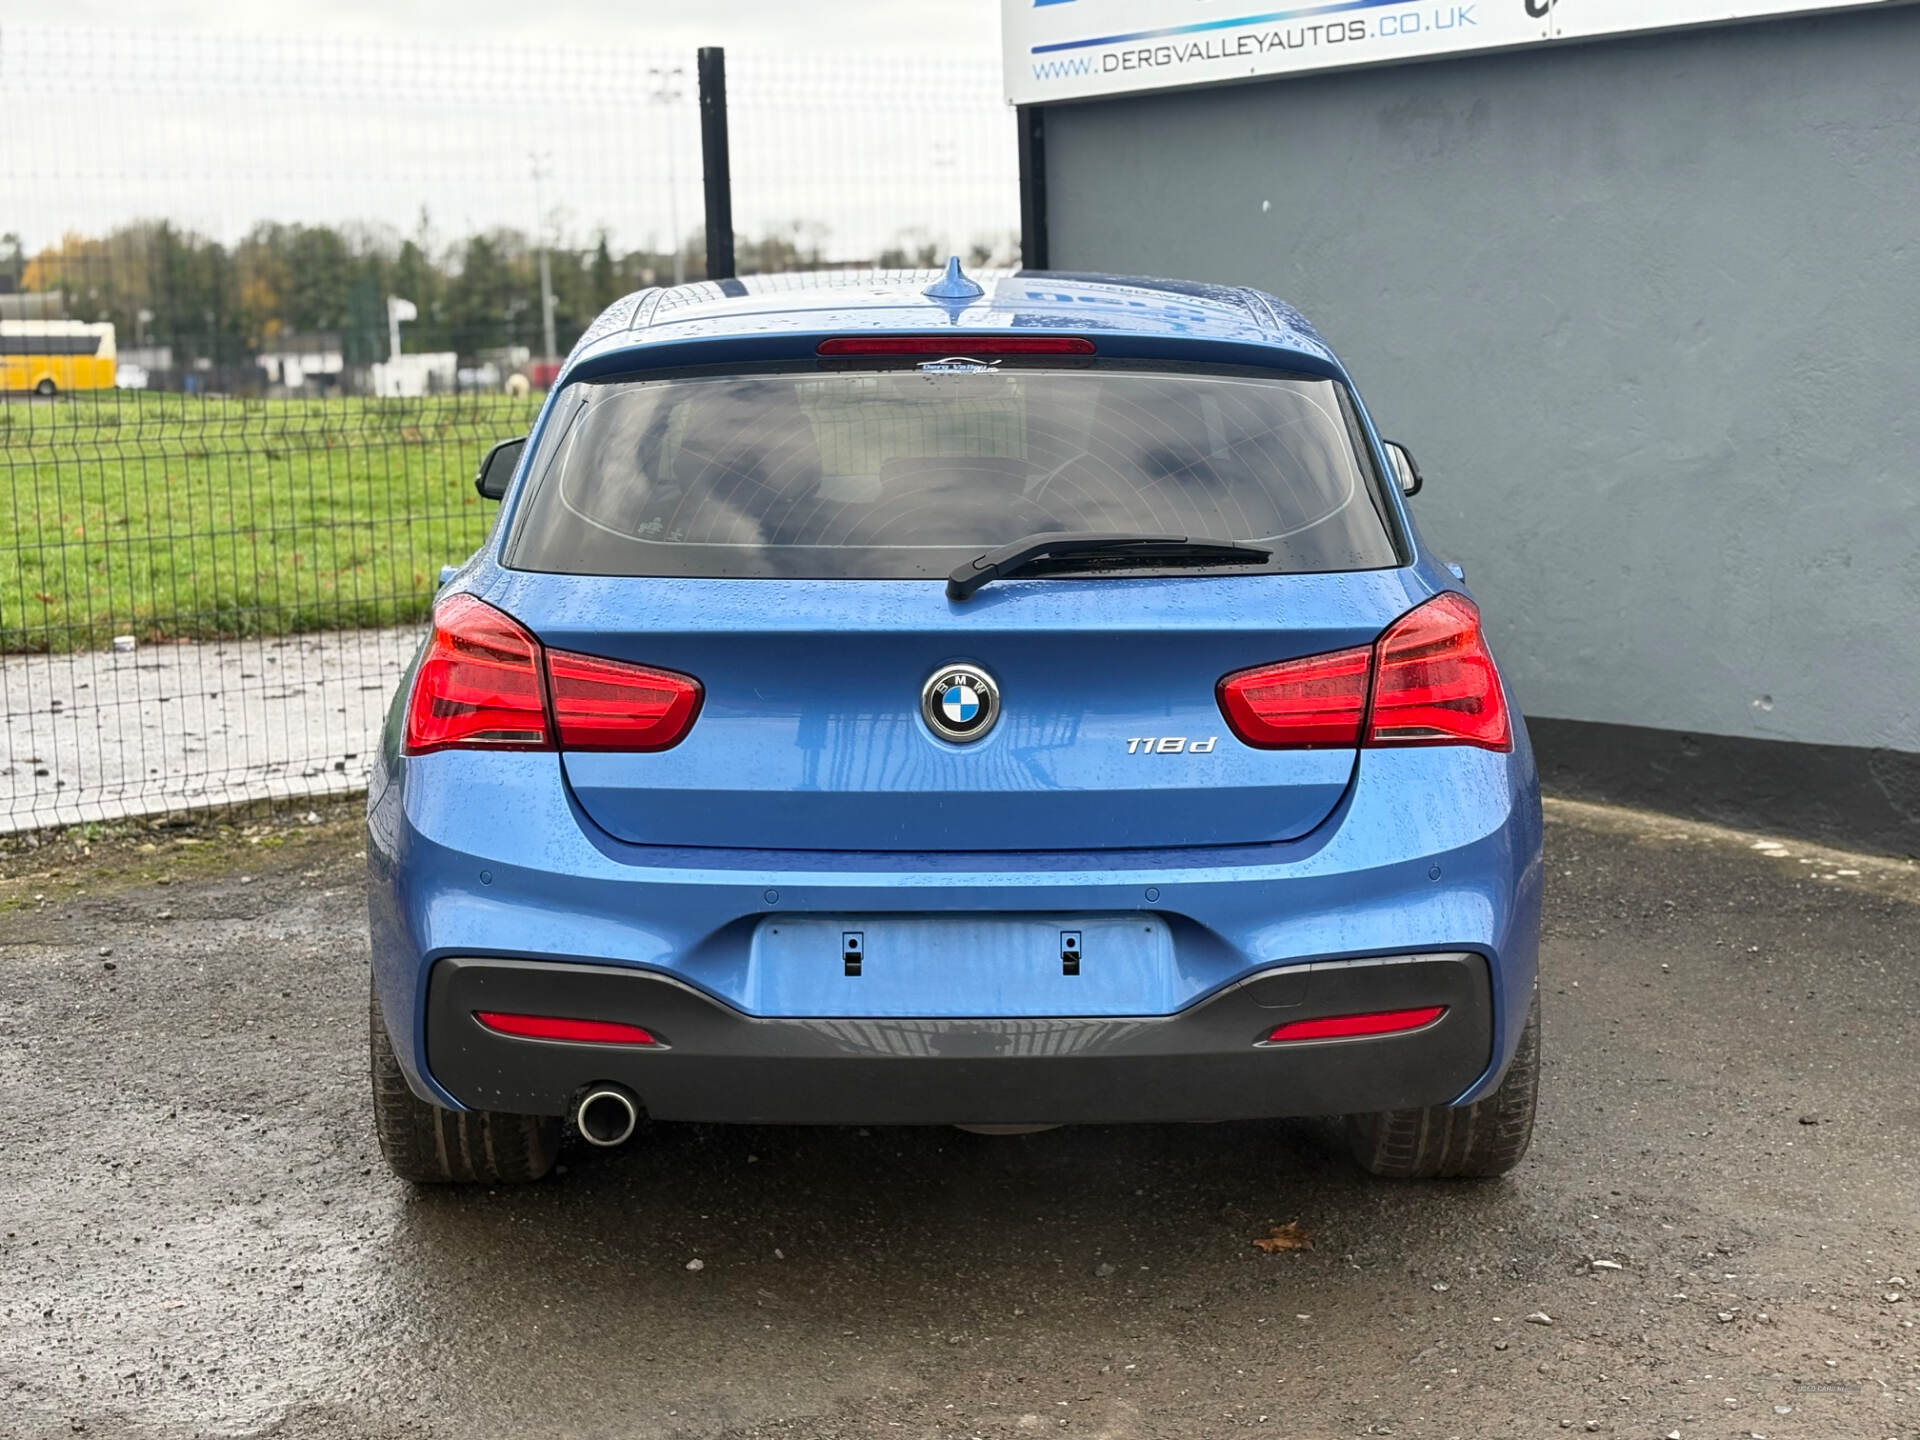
[{"x1": 1252, "y1": 1222, "x2": 1313, "y2": 1254}]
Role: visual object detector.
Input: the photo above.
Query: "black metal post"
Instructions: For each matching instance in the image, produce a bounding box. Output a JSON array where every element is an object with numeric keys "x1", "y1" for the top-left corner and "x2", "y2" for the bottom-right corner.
[
  {"x1": 1016, "y1": 105, "x2": 1049, "y2": 271},
  {"x1": 698, "y1": 47, "x2": 735, "y2": 281}
]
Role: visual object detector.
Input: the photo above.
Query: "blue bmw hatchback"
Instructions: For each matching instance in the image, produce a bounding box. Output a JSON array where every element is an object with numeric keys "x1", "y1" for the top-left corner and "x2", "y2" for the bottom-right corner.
[{"x1": 366, "y1": 264, "x2": 1543, "y2": 1184}]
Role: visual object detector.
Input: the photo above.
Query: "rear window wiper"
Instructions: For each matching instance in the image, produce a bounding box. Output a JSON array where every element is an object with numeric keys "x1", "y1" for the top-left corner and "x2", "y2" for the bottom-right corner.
[{"x1": 947, "y1": 532, "x2": 1274, "y2": 602}]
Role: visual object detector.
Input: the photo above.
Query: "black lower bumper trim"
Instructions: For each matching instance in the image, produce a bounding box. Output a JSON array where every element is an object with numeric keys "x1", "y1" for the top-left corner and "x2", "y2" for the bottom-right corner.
[{"x1": 425, "y1": 952, "x2": 1493, "y2": 1125}]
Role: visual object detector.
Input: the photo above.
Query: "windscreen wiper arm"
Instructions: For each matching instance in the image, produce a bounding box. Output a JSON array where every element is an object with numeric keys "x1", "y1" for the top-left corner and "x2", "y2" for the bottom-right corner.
[{"x1": 946, "y1": 532, "x2": 1274, "y2": 602}]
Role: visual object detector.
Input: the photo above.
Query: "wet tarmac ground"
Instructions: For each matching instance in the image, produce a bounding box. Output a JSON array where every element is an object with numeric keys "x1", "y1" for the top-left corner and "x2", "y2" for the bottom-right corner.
[{"x1": 1, "y1": 798, "x2": 1916, "y2": 1439}]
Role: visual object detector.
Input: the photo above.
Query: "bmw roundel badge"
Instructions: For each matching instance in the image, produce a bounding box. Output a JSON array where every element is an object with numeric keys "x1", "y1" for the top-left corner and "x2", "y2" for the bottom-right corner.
[{"x1": 920, "y1": 664, "x2": 1001, "y2": 744}]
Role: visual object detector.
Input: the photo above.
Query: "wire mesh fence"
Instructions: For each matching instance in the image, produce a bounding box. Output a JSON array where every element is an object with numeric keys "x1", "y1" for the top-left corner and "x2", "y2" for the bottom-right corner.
[{"x1": 0, "y1": 25, "x2": 1019, "y2": 832}]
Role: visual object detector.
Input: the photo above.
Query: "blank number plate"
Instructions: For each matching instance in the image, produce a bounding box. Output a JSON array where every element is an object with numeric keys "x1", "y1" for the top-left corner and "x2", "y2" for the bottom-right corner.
[{"x1": 745, "y1": 914, "x2": 1175, "y2": 1018}]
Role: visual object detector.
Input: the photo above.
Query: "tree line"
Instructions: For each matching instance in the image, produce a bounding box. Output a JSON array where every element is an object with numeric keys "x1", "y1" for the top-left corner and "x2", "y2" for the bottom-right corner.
[{"x1": 4, "y1": 218, "x2": 1018, "y2": 368}]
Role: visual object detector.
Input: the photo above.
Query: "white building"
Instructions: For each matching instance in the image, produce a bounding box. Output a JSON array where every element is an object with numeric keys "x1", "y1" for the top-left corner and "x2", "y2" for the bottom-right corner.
[
  {"x1": 368, "y1": 352, "x2": 458, "y2": 398},
  {"x1": 258, "y1": 332, "x2": 345, "y2": 390}
]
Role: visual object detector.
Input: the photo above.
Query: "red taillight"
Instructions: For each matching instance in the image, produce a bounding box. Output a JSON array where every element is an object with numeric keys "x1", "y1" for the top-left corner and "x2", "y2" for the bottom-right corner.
[
  {"x1": 816, "y1": 335, "x2": 1095, "y2": 356},
  {"x1": 1216, "y1": 593, "x2": 1511, "y2": 753},
  {"x1": 1217, "y1": 644, "x2": 1372, "y2": 748},
  {"x1": 404, "y1": 594, "x2": 550, "y2": 755},
  {"x1": 475, "y1": 1011, "x2": 658, "y2": 1045},
  {"x1": 1263, "y1": 1005, "x2": 1446, "y2": 1043},
  {"x1": 404, "y1": 593, "x2": 704, "y2": 755},
  {"x1": 546, "y1": 649, "x2": 703, "y2": 752},
  {"x1": 1366, "y1": 592, "x2": 1511, "y2": 751}
]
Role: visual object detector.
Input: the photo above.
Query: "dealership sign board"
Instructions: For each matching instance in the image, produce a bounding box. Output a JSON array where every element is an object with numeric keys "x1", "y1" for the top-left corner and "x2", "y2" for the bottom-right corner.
[{"x1": 1003, "y1": 0, "x2": 1910, "y2": 103}]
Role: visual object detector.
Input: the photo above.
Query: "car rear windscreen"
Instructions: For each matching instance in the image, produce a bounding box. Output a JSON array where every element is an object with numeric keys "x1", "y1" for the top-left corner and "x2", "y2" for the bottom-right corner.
[{"x1": 505, "y1": 365, "x2": 1403, "y2": 579}]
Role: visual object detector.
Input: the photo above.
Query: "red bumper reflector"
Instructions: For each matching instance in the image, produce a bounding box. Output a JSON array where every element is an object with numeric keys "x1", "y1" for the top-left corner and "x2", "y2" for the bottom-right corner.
[
  {"x1": 1263, "y1": 1005, "x2": 1446, "y2": 1043},
  {"x1": 474, "y1": 1011, "x2": 657, "y2": 1045},
  {"x1": 816, "y1": 335, "x2": 1095, "y2": 356}
]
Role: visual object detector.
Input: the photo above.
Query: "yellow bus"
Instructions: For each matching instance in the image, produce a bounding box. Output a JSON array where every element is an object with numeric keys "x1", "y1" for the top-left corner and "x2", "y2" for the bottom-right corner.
[{"x1": 1, "y1": 320, "x2": 118, "y2": 395}]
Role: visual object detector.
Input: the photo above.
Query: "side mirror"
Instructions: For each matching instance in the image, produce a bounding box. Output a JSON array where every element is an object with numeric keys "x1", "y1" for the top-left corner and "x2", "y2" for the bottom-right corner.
[
  {"x1": 1384, "y1": 441, "x2": 1423, "y2": 497},
  {"x1": 475, "y1": 435, "x2": 527, "y2": 500}
]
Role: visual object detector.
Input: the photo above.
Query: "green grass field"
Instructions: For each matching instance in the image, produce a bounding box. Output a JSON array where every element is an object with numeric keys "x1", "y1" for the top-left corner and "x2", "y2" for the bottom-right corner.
[{"x1": 2, "y1": 390, "x2": 540, "y2": 653}]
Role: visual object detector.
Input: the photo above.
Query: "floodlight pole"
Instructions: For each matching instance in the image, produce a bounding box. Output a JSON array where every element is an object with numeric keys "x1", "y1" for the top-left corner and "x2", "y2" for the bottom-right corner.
[
  {"x1": 529, "y1": 152, "x2": 559, "y2": 364},
  {"x1": 648, "y1": 66, "x2": 688, "y2": 287}
]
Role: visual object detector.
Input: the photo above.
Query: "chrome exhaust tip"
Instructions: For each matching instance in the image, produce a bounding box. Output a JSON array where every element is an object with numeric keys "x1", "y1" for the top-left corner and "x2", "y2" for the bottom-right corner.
[{"x1": 575, "y1": 1085, "x2": 640, "y2": 1147}]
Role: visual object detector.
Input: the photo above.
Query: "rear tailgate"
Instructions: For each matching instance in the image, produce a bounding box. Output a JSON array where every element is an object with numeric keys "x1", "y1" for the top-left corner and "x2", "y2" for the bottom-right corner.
[{"x1": 491, "y1": 571, "x2": 1431, "y2": 852}]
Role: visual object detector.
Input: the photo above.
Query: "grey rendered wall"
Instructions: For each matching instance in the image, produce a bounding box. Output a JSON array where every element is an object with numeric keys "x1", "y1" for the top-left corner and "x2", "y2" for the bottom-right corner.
[{"x1": 1041, "y1": 7, "x2": 1920, "y2": 756}]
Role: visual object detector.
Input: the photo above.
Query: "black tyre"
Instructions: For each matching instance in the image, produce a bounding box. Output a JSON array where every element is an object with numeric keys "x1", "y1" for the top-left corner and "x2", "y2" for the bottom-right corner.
[
  {"x1": 34, "y1": 377, "x2": 57, "y2": 397},
  {"x1": 1345, "y1": 990, "x2": 1540, "y2": 1179},
  {"x1": 368, "y1": 983, "x2": 560, "y2": 1184}
]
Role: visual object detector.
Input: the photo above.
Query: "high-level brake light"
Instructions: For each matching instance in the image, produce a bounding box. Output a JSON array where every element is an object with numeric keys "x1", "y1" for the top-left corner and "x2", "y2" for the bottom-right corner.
[
  {"x1": 404, "y1": 594, "x2": 703, "y2": 755},
  {"x1": 1262, "y1": 1005, "x2": 1446, "y2": 1044},
  {"x1": 474, "y1": 1011, "x2": 659, "y2": 1045},
  {"x1": 816, "y1": 335, "x2": 1096, "y2": 356},
  {"x1": 1217, "y1": 592, "x2": 1511, "y2": 752}
]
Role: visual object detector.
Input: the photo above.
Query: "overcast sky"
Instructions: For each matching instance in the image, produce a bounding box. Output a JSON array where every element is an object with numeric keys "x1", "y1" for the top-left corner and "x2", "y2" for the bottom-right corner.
[
  {"x1": 5, "y1": 2, "x2": 1017, "y2": 261},
  {"x1": 49, "y1": 0, "x2": 1002, "y2": 58}
]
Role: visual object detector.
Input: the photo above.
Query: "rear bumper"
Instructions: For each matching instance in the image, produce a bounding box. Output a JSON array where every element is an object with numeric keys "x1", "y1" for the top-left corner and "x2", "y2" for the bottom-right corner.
[
  {"x1": 429, "y1": 952, "x2": 1493, "y2": 1124},
  {"x1": 369, "y1": 740, "x2": 1543, "y2": 1116}
]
